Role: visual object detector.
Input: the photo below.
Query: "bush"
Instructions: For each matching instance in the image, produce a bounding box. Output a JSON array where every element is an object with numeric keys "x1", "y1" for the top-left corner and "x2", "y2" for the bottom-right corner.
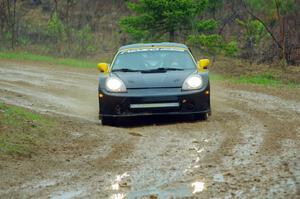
[
  {"x1": 75, "y1": 25, "x2": 96, "y2": 56},
  {"x1": 188, "y1": 34, "x2": 239, "y2": 57},
  {"x1": 47, "y1": 12, "x2": 66, "y2": 53}
]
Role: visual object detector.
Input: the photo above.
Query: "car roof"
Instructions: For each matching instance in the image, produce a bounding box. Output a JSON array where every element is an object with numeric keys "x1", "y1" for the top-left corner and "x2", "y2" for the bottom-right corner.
[{"x1": 118, "y1": 42, "x2": 189, "y2": 51}]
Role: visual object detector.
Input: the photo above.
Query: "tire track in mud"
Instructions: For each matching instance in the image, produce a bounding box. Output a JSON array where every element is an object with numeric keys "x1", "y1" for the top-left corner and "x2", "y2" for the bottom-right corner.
[
  {"x1": 106, "y1": 100, "x2": 252, "y2": 198},
  {"x1": 220, "y1": 107, "x2": 265, "y2": 167},
  {"x1": 154, "y1": 98, "x2": 268, "y2": 198},
  {"x1": 208, "y1": 87, "x2": 300, "y2": 198},
  {"x1": 151, "y1": 87, "x2": 300, "y2": 198},
  {"x1": 0, "y1": 88, "x2": 98, "y2": 122},
  {"x1": 0, "y1": 62, "x2": 99, "y2": 122},
  {"x1": 108, "y1": 124, "x2": 226, "y2": 198}
]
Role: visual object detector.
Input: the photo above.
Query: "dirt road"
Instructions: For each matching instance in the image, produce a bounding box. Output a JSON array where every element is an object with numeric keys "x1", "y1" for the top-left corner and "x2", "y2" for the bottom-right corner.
[{"x1": 0, "y1": 61, "x2": 299, "y2": 198}]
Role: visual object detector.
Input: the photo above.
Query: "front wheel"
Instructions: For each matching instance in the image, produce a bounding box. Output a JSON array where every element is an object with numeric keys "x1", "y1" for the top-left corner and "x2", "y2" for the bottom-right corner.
[
  {"x1": 101, "y1": 117, "x2": 115, "y2": 126},
  {"x1": 194, "y1": 113, "x2": 208, "y2": 121}
]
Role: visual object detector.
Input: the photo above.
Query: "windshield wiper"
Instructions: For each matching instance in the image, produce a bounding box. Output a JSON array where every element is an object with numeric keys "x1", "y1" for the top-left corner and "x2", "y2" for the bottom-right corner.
[
  {"x1": 113, "y1": 67, "x2": 184, "y2": 73},
  {"x1": 141, "y1": 67, "x2": 184, "y2": 73},
  {"x1": 112, "y1": 68, "x2": 142, "y2": 72}
]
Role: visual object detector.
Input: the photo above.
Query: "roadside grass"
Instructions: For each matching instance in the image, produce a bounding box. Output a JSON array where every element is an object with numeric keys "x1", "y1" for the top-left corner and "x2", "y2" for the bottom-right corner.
[
  {"x1": 209, "y1": 73, "x2": 227, "y2": 81},
  {"x1": 0, "y1": 102, "x2": 56, "y2": 158},
  {"x1": 210, "y1": 72, "x2": 299, "y2": 88},
  {"x1": 234, "y1": 73, "x2": 280, "y2": 86},
  {"x1": 0, "y1": 51, "x2": 97, "y2": 68},
  {"x1": 211, "y1": 56, "x2": 300, "y2": 87}
]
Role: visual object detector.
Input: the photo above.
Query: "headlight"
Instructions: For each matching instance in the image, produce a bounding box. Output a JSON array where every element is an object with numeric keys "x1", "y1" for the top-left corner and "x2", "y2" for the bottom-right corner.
[
  {"x1": 182, "y1": 75, "x2": 203, "y2": 90},
  {"x1": 105, "y1": 77, "x2": 127, "y2": 92}
]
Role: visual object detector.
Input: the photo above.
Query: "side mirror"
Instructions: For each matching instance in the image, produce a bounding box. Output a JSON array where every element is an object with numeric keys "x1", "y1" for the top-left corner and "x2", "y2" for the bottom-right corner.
[
  {"x1": 197, "y1": 59, "x2": 210, "y2": 71},
  {"x1": 97, "y1": 63, "x2": 109, "y2": 73}
]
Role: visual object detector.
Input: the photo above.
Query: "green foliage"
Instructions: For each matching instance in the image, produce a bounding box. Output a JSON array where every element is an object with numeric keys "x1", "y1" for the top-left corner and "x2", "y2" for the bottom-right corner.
[
  {"x1": 278, "y1": 0, "x2": 298, "y2": 15},
  {"x1": 237, "y1": 19, "x2": 268, "y2": 45},
  {"x1": 119, "y1": 17, "x2": 150, "y2": 41},
  {"x1": 76, "y1": 25, "x2": 95, "y2": 56},
  {"x1": 47, "y1": 12, "x2": 66, "y2": 44},
  {"x1": 224, "y1": 40, "x2": 239, "y2": 57},
  {"x1": 188, "y1": 34, "x2": 222, "y2": 54},
  {"x1": 118, "y1": 0, "x2": 237, "y2": 58},
  {"x1": 207, "y1": 0, "x2": 223, "y2": 10},
  {"x1": 246, "y1": 0, "x2": 297, "y2": 16},
  {"x1": 188, "y1": 15, "x2": 238, "y2": 57},
  {"x1": 188, "y1": 34, "x2": 238, "y2": 57},
  {"x1": 207, "y1": 0, "x2": 224, "y2": 16},
  {"x1": 120, "y1": 0, "x2": 208, "y2": 42},
  {"x1": 196, "y1": 19, "x2": 219, "y2": 32},
  {"x1": 46, "y1": 13, "x2": 97, "y2": 56},
  {"x1": 237, "y1": 18, "x2": 269, "y2": 62},
  {"x1": 242, "y1": 0, "x2": 298, "y2": 64}
]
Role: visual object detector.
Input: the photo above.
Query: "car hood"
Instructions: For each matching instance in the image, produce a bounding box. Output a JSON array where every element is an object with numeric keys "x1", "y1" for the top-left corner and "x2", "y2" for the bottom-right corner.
[{"x1": 114, "y1": 70, "x2": 195, "y2": 89}]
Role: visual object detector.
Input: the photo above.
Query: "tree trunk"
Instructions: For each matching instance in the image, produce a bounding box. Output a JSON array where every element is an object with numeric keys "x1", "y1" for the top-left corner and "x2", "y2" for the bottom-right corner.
[
  {"x1": 275, "y1": 0, "x2": 288, "y2": 67},
  {"x1": 54, "y1": 0, "x2": 58, "y2": 12},
  {"x1": 169, "y1": 30, "x2": 175, "y2": 42},
  {"x1": 282, "y1": 16, "x2": 290, "y2": 65},
  {"x1": 51, "y1": 0, "x2": 58, "y2": 17},
  {"x1": 5, "y1": 0, "x2": 11, "y2": 47},
  {"x1": 11, "y1": 0, "x2": 16, "y2": 49},
  {"x1": 65, "y1": 0, "x2": 71, "y2": 56},
  {"x1": 0, "y1": 1, "x2": 6, "y2": 36}
]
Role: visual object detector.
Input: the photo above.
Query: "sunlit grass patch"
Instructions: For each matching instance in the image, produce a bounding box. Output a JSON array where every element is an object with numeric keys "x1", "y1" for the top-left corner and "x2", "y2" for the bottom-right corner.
[
  {"x1": 210, "y1": 72, "x2": 299, "y2": 88},
  {"x1": 234, "y1": 73, "x2": 281, "y2": 86},
  {"x1": 209, "y1": 73, "x2": 226, "y2": 81}
]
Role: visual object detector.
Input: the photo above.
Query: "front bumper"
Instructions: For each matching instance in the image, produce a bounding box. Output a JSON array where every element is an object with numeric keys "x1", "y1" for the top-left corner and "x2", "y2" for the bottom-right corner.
[{"x1": 98, "y1": 87, "x2": 210, "y2": 118}]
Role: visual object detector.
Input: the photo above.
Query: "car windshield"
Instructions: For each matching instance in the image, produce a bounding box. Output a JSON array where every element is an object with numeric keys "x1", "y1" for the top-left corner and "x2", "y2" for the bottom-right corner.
[{"x1": 112, "y1": 49, "x2": 196, "y2": 72}]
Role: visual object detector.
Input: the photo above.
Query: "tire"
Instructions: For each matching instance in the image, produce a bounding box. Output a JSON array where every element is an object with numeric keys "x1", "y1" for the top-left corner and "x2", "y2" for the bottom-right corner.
[
  {"x1": 101, "y1": 117, "x2": 114, "y2": 126},
  {"x1": 194, "y1": 113, "x2": 208, "y2": 121}
]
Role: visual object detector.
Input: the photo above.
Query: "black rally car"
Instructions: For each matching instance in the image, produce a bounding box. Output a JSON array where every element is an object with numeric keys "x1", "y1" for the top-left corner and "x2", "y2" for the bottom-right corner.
[{"x1": 97, "y1": 43, "x2": 211, "y2": 125}]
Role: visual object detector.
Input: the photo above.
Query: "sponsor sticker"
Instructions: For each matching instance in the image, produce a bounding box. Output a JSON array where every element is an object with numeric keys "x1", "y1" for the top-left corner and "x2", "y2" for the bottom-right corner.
[{"x1": 120, "y1": 48, "x2": 185, "y2": 54}]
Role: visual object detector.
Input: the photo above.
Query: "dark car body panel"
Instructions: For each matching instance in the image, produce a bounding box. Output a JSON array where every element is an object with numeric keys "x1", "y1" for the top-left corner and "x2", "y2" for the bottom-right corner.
[
  {"x1": 114, "y1": 70, "x2": 194, "y2": 89},
  {"x1": 98, "y1": 85, "x2": 210, "y2": 118}
]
